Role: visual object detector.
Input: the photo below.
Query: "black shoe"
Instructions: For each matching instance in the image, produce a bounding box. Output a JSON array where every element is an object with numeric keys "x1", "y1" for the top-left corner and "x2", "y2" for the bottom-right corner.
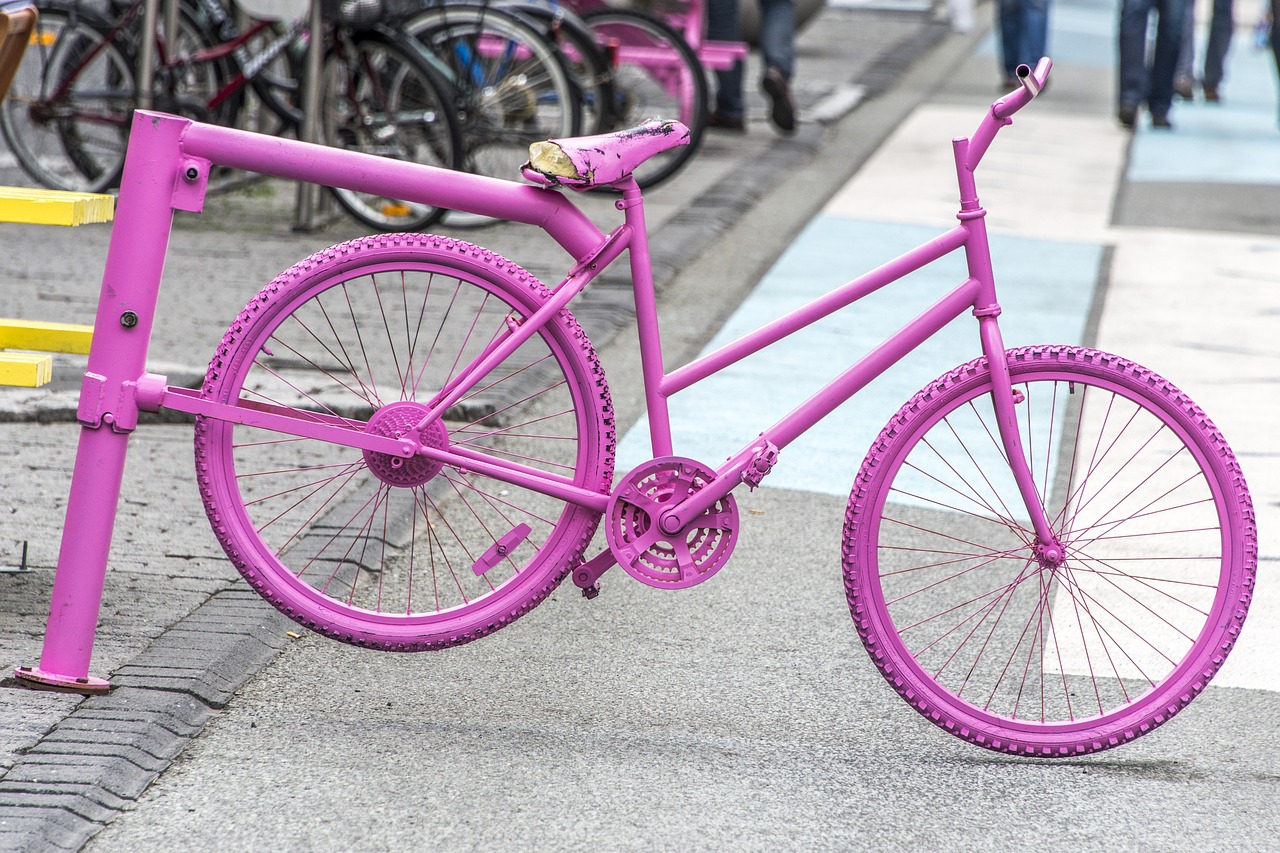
[
  {"x1": 761, "y1": 67, "x2": 796, "y2": 134},
  {"x1": 1117, "y1": 102, "x2": 1138, "y2": 129},
  {"x1": 1151, "y1": 112, "x2": 1173, "y2": 129},
  {"x1": 1202, "y1": 83, "x2": 1221, "y2": 103},
  {"x1": 708, "y1": 110, "x2": 746, "y2": 131}
]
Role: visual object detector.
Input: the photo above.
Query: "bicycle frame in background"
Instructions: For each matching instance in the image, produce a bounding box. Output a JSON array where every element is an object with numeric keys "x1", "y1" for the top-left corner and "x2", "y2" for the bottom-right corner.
[{"x1": 12, "y1": 59, "x2": 1257, "y2": 762}]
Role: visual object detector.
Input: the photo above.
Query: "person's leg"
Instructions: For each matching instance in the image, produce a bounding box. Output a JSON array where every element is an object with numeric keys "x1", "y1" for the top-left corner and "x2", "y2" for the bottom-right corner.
[
  {"x1": 1271, "y1": 0, "x2": 1280, "y2": 123},
  {"x1": 758, "y1": 0, "x2": 796, "y2": 132},
  {"x1": 1021, "y1": 0, "x2": 1051, "y2": 67},
  {"x1": 758, "y1": 0, "x2": 796, "y2": 78},
  {"x1": 997, "y1": 0, "x2": 1023, "y2": 79},
  {"x1": 1272, "y1": 0, "x2": 1280, "y2": 72},
  {"x1": 1117, "y1": 0, "x2": 1156, "y2": 121},
  {"x1": 1175, "y1": 0, "x2": 1196, "y2": 87},
  {"x1": 707, "y1": 0, "x2": 745, "y2": 124},
  {"x1": 1201, "y1": 0, "x2": 1234, "y2": 94},
  {"x1": 1148, "y1": 0, "x2": 1191, "y2": 122}
]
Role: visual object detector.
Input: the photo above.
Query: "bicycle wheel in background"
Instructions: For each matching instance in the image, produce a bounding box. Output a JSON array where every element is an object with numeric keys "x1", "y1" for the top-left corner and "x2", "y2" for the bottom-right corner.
[
  {"x1": 580, "y1": 8, "x2": 707, "y2": 189},
  {"x1": 321, "y1": 29, "x2": 462, "y2": 231},
  {"x1": 0, "y1": 1, "x2": 135, "y2": 191},
  {"x1": 195, "y1": 234, "x2": 615, "y2": 650},
  {"x1": 844, "y1": 345, "x2": 1256, "y2": 757},
  {"x1": 135, "y1": 0, "x2": 241, "y2": 126},
  {"x1": 404, "y1": 3, "x2": 579, "y2": 183},
  {"x1": 510, "y1": 2, "x2": 615, "y2": 136}
]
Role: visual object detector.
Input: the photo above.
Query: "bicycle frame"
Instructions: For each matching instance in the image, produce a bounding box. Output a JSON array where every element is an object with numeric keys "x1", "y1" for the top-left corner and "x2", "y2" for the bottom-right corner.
[{"x1": 15, "y1": 60, "x2": 1056, "y2": 692}]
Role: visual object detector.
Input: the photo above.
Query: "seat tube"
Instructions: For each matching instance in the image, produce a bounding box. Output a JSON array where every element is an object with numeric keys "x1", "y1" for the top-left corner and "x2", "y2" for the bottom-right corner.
[
  {"x1": 16, "y1": 112, "x2": 192, "y2": 692},
  {"x1": 617, "y1": 180, "x2": 673, "y2": 457}
]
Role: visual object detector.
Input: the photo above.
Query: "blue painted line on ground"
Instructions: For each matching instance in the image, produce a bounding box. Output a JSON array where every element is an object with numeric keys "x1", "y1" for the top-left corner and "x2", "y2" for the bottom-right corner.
[
  {"x1": 616, "y1": 216, "x2": 1102, "y2": 495},
  {"x1": 1129, "y1": 46, "x2": 1280, "y2": 184}
]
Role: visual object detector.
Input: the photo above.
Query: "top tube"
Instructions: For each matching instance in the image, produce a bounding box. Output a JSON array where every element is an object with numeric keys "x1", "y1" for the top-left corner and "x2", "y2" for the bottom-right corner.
[{"x1": 163, "y1": 113, "x2": 609, "y2": 259}]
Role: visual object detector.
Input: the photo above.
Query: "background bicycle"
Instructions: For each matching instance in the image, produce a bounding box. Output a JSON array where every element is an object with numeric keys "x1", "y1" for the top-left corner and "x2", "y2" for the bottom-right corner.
[{"x1": 0, "y1": 0, "x2": 464, "y2": 228}]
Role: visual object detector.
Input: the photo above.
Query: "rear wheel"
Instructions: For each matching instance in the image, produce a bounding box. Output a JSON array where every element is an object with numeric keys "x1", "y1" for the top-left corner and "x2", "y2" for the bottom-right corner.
[
  {"x1": 844, "y1": 346, "x2": 1256, "y2": 756},
  {"x1": 196, "y1": 234, "x2": 616, "y2": 650}
]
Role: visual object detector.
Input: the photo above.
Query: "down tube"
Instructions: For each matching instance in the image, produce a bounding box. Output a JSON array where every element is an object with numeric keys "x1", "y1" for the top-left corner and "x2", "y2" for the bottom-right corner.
[{"x1": 663, "y1": 277, "x2": 984, "y2": 532}]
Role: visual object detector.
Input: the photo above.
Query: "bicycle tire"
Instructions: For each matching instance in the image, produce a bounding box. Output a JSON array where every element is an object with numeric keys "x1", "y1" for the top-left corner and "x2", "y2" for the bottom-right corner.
[
  {"x1": 135, "y1": 0, "x2": 240, "y2": 126},
  {"x1": 239, "y1": 18, "x2": 311, "y2": 133},
  {"x1": 322, "y1": 30, "x2": 462, "y2": 231},
  {"x1": 580, "y1": 8, "x2": 707, "y2": 189},
  {"x1": 844, "y1": 345, "x2": 1256, "y2": 757},
  {"x1": 195, "y1": 233, "x2": 616, "y2": 650},
  {"x1": 511, "y1": 2, "x2": 615, "y2": 136},
  {"x1": 404, "y1": 2, "x2": 579, "y2": 184},
  {"x1": 0, "y1": 1, "x2": 134, "y2": 191}
]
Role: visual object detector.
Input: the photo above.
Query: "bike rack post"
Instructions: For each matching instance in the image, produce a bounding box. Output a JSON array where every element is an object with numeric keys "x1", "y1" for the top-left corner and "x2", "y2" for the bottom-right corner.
[
  {"x1": 13, "y1": 114, "x2": 191, "y2": 694},
  {"x1": 292, "y1": 0, "x2": 326, "y2": 231}
]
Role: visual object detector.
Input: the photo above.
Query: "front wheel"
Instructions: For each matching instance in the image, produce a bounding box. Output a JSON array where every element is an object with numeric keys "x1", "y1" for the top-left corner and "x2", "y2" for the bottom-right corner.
[
  {"x1": 195, "y1": 234, "x2": 615, "y2": 650},
  {"x1": 844, "y1": 346, "x2": 1256, "y2": 757}
]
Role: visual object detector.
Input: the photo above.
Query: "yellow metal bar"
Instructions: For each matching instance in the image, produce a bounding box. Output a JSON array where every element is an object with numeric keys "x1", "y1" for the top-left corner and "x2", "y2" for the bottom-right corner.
[
  {"x1": 0, "y1": 318, "x2": 94, "y2": 353},
  {"x1": 0, "y1": 352, "x2": 53, "y2": 387},
  {"x1": 0, "y1": 187, "x2": 115, "y2": 226}
]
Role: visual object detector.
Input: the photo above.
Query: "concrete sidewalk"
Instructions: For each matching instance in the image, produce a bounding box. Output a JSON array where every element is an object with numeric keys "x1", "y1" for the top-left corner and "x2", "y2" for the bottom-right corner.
[{"x1": 0, "y1": 4, "x2": 950, "y2": 849}]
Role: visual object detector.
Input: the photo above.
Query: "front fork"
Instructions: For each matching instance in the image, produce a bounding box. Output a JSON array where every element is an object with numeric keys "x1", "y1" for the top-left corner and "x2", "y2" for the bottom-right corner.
[{"x1": 977, "y1": 311, "x2": 1065, "y2": 564}]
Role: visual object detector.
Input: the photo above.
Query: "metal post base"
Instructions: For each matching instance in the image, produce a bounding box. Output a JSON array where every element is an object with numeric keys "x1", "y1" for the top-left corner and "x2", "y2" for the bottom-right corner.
[{"x1": 13, "y1": 665, "x2": 110, "y2": 694}]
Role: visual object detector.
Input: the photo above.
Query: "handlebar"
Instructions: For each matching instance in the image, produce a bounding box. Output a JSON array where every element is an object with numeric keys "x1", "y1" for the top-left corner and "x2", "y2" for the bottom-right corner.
[
  {"x1": 957, "y1": 56, "x2": 1052, "y2": 174},
  {"x1": 992, "y1": 57, "x2": 1052, "y2": 120}
]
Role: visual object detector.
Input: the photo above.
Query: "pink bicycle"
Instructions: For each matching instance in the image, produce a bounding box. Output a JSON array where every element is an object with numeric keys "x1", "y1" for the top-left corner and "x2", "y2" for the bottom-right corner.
[{"x1": 17, "y1": 59, "x2": 1256, "y2": 758}]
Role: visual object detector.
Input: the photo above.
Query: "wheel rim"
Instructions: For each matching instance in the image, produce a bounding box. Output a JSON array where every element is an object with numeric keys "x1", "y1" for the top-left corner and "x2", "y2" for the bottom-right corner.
[
  {"x1": 853, "y1": 354, "x2": 1242, "y2": 737},
  {"x1": 201, "y1": 251, "x2": 602, "y2": 637}
]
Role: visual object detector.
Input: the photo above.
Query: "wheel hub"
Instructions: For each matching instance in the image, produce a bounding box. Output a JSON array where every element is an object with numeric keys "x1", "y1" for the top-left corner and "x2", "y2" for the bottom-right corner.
[
  {"x1": 363, "y1": 401, "x2": 448, "y2": 488},
  {"x1": 1033, "y1": 539, "x2": 1067, "y2": 569}
]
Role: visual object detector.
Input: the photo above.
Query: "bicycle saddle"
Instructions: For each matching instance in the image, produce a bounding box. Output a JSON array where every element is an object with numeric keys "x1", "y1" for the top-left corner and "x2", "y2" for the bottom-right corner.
[{"x1": 522, "y1": 119, "x2": 690, "y2": 189}]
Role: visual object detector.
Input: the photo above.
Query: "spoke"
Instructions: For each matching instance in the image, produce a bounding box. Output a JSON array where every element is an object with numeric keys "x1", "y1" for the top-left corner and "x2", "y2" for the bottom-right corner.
[
  {"x1": 370, "y1": 271, "x2": 407, "y2": 400},
  {"x1": 1056, "y1": 565, "x2": 1188, "y2": 669},
  {"x1": 241, "y1": 460, "x2": 365, "y2": 509},
  {"x1": 314, "y1": 294, "x2": 379, "y2": 407},
  {"x1": 442, "y1": 470, "x2": 559, "y2": 529},
  {"x1": 254, "y1": 461, "x2": 366, "y2": 548},
  {"x1": 1062, "y1": 542, "x2": 1212, "y2": 624},
  {"x1": 885, "y1": 484, "x2": 1027, "y2": 540}
]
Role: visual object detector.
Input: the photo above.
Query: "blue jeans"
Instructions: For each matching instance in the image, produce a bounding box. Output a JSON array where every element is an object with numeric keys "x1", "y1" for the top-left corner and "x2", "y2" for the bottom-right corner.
[
  {"x1": 1118, "y1": 0, "x2": 1190, "y2": 115},
  {"x1": 707, "y1": 0, "x2": 796, "y2": 118},
  {"x1": 1177, "y1": 0, "x2": 1233, "y2": 87},
  {"x1": 996, "y1": 0, "x2": 1050, "y2": 78}
]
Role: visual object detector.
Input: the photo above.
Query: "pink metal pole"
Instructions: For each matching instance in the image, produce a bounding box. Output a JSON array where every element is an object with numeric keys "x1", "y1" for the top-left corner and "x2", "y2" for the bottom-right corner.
[
  {"x1": 15, "y1": 113, "x2": 189, "y2": 693},
  {"x1": 177, "y1": 117, "x2": 606, "y2": 260}
]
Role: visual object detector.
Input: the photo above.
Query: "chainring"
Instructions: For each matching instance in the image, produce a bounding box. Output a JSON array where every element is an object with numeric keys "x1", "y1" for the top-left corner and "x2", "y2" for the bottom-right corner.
[{"x1": 605, "y1": 457, "x2": 739, "y2": 589}]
